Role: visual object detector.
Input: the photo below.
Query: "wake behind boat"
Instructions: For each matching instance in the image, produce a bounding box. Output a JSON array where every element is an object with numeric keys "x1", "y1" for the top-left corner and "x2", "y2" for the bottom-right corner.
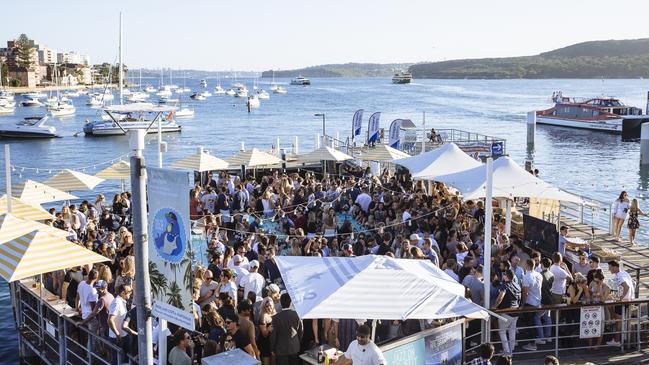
[
  {"x1": 0, "y1": 116, "x2": 59, "y2": 138},
  {"x1": 83, "y1": 103, "x2": 181, "y2": 136}
]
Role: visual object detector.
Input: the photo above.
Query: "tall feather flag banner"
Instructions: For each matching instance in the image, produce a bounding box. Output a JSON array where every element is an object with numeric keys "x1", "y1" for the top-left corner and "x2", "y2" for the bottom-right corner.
[
  {"x1": 352, "y1": 109, "x2": 364, "y2": 139},
  {"x1": 367, "y1": 112, "x2": 381, "y2": 144}
]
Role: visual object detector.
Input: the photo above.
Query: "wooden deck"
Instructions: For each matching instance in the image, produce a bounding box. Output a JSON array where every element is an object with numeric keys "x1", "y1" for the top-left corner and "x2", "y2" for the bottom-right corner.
[{"x1": 562, "y1": 217, "x2": 649, "y2": 296}]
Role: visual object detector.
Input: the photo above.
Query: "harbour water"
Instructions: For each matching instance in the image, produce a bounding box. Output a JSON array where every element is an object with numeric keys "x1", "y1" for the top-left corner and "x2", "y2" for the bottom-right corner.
[{"x1": 1, "y1": 77, "x2": 649, "y2": 361}]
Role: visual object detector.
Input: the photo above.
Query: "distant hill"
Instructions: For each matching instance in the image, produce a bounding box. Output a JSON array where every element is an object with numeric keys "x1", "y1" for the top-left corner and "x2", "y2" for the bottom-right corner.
[
  {"x1": 410, "y1": 38, "x2": 649, "y2": 79},
  {"x1": 261, "y1": 63, "x2": 413, "y2": 78}
]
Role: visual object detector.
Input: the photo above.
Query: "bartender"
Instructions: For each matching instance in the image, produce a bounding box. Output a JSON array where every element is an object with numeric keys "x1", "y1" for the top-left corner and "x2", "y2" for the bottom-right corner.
[
  {"x1": 334, "y1": 325, "x2": 386, "y2": 365},
  {"x1": 559, "y1": 226, "x2": 589, "y2": 256}
]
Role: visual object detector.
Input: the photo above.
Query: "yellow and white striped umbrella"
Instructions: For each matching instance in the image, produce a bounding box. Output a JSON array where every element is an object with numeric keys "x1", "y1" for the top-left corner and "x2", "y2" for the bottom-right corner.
[
  {"x1": 169, "y1": 152, "x2": 228, "y2": 172},
  {"x1": 0, "y1": 197, "x2": 53, "y2": 221},
  {"x1": 44, "y1": 169, "x2": 105, "y2": 191},
  {"x1": 296, "y1": 146, "x2": 353, "y2": 163},
  {"x1": 0, "y1": 229, "x2": 110, "y2": 282},
  {"x1": 0, "y1": 213, "x2": 68, "y2": 244},
  {"x1": 12, "y1": 179, "x2": 78, "y2": 205},
  {"x1": 95, "y1": 160, "x2": 131, "y2": 180},
  {"x1": 357, "y1": 144, "x2": 410, "y2": 162},
  {"x1": 226, "y1": 148, "x2": 283, "y2": 168}
]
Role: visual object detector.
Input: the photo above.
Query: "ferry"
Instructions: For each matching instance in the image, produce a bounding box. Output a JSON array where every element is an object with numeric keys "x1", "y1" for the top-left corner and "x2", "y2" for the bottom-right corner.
[
  {"x1": 84, "y1": 103, "x2": 181, "y2": 136},
  {"x1": 536, "y1": 92, "x2": 648, "y2": 133},
  {"x1": 290, "y1": 76, "x2": 311, "y2": 85},
  {"x1": 392, "y1": 71, "x2": 413, "y2": 84}
]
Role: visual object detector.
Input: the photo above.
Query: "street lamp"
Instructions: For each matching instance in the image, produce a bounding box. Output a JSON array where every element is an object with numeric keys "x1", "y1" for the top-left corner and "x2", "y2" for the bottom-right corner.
[{"x1": 314, "y1": 113, "x2": 326, "y2": 139}]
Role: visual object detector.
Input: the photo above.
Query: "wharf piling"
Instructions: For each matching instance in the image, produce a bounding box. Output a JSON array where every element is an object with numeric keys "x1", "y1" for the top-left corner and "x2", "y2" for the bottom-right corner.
[
  {"x1": 527, "y1": 111, "x2": 536, "y2": 147},
  {"x1": 641, "y1": 123, "x2": 649, "y2": 166}
]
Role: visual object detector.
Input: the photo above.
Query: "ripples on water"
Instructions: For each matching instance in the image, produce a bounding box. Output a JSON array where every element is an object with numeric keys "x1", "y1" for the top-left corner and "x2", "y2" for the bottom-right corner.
[{"x1": 1, "y1": 77, "x2": 649, "y2": 360}]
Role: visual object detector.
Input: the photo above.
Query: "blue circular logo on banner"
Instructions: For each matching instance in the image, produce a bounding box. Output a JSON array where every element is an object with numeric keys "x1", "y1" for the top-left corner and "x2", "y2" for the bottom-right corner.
[{"x1": 152, "y1": 208, "x2": 186, "y2": 263}]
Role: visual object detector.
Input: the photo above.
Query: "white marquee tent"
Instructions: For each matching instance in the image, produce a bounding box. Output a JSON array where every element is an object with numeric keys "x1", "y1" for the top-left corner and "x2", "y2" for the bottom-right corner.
[
  {"x1": 274, "y1": 255, "x2": 488, "y2": 320},
  {"x1": 392, "y1": 143, "x2": 481, "y2": 180}
]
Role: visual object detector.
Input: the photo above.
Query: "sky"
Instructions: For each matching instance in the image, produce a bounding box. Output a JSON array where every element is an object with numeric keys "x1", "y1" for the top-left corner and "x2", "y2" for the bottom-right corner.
[{"x1": 2, "y1": 0, "x2": 649, "y2": 71}]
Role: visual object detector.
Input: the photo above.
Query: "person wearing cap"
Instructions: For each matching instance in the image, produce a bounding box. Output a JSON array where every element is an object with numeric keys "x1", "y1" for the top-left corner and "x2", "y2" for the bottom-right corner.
[
  {"x1": 81, "y1": 279, "x2": 114, "y2": 338},
  {"x1": 224, "y1": 313, "x2": 257, "y2": 358},
  {"x1": 333, "y1": 324, "x2": 386, "y2": 365},
  {"x1": 231, "y1": 254, "x2": 250, "y2": 289},
  {"x1": 242, "y1": 260, "x2": 265, "y2": 300},
  {"x1": 341, "y1": 243, "x2": 354, "y2": 257}
]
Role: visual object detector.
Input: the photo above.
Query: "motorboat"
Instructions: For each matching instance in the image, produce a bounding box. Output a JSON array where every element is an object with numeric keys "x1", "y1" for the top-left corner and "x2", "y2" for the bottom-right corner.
[
  {"x1": 144, "y1": 85, "x2": 156, "y2": 93},
  {"x1": 156, "y1": 86, "x2": 172, "y2": 97},
  {"x1": 0, "y1": 90, "x2": 15, "y2": 100},
  {"x1": 190, "y1": 93, "x2": 206, "y2": 101},
  {"x1": 536, "y1": 92, "x2": 649, "y2": 133},
  {"x1": 200, "y1": 79, "x2": 207, "y2": 88},
  {"x1": 0, "y1": 99, "x2": 16, "y2": 108},
  {"x1": 86, "y1": 95, "x2": 103, "y2": 107},
  {"x1": 158, "y1": 97, "x2": 179, "y2": 104},
  {"x1": 175, "y1": 108, "x2": 195, "y2": 118},
  {"x1": 62, "y1": 91, "x2": 80, "y2": 98},
  {"x1": 84, "y1": 103, "x2": 182, "y2": 136},
  {"x1": 225, "y1": 88, "x2": 236, "y2": 96},
  {"x1": 0, "y1": 105, "x2": 15, "y2": 115},
  {"x1": 21, "y1": 96, "x2": 44, "y2": 107},
  {"x1": 201, "y1": 90, "x2": 212, "y2": 97},
  {"x1": 392, "y1": 71, "x2": 413, "y2": 84},
  {"x1": 214, "y1": 85, "x2": 226, "y2": 94},
  {"x1": 121, "y1": 88, "x2": 132, "y2": 96},
  {"x1": 175, "y1": 87, "x2": 186, "y2": 94},
  {"x1": 44, "y1": 96, "x2": 59, "y2": 108},
  {"x1": 235, "y1": 87, "x2": 248, "y2": 98},
  {"x1": 23, "y1": 92, "x2": 47, "y2": 99},
  {"x1": 0, "y1": 116, "x2": 59, "y2": 138},
  {"x1": 256, "y1": 89, "x2": 270, "y2": 100},
  {"x1": 50, "y1": 100, "x2": 76, "y2": 117},
  {"x1": 290, "y1": 76, "x2": 310, "y2": 85},
  {"x1": 178, "y1": 87, "x2": 191, "y2": 93},
  {"x1": 273, "y1": 86, "x2": 287, "y2": 94},
  {"x1": 246, "y1": 95, "x2": 260, "y2": 109},
  {"x1": 126, "y1": 91, "x2": 150, "y2": 102}
]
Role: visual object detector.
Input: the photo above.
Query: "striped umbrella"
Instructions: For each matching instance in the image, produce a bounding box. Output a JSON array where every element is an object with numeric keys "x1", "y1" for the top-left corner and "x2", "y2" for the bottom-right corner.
[
  {"x1": 12, "y1": 179, "x2": 78, "y2": 205},
  {"x1": 95, "y1": 160, "x2": 130, "y2": 180},
  {"x1": 226, "y1": 148, "x2": 282, "y2": 168},
  {"x1": 169, "y1": 152, "x2": 228, "y2": 172},
  {"x1": 44, "y1": 169, "x2": 105, "y2": 191},
  {"x1": 0, "y1": 213, "x2": 68, "y2": 244},
  {"x1": 0, "y1": 229, "x2": 109, "y2": 282},
  {"x1": 0, "y1": 197, "x2": 53, "y2": 221}
]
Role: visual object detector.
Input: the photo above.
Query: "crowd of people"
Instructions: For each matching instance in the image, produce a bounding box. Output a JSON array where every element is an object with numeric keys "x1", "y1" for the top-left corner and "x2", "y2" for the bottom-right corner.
[{"x1": 37, "y1": 163, "x2": 640, "y2": 364}]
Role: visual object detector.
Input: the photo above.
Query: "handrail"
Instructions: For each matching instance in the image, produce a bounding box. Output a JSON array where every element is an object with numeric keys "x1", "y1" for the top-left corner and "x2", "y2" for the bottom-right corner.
[{"x1": 493, "y1": 297, "x2": 649, "y2": 315}]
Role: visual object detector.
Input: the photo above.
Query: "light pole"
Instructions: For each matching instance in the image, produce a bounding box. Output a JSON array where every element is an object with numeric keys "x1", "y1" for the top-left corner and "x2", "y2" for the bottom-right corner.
[{"x1": 315, "y1": 113, "x2": 325, "y2": 145}]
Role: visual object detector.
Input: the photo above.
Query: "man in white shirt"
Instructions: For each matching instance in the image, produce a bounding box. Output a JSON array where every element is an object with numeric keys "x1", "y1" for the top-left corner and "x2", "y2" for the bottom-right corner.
[
  {"x1": 354, "y1": 187, "x2": 372, "y2": 213},
  {"x1": 77, "y1": 269, "x2": 98, "y2": 320},
  {"x1": 231, "y1": 255, "x2": 250, "y2": 288},
  {"x1": 242, "y1": 260, "x2": 265, "y2": 300},
  {"x1": 607, "y1": 260, "x2": 635, "y2": 346},
  {"x1": 108, "y1": 284, "x2": 132, "y2": 365},
  {"x1": 549, "y1": 253, "x2": 572, "y2": 304},
  {"x1": 521, "y1": 259, "x2": 545, "y2": 351},
  {"x1": 334, "y1": 324, "x2": 386, "y2": 365}
]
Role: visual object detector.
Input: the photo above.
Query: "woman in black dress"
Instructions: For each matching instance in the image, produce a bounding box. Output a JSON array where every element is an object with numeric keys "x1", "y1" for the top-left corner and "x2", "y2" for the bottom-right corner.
[{"x1": 628, "y1": 198, "x2": 647, "y2": 245}]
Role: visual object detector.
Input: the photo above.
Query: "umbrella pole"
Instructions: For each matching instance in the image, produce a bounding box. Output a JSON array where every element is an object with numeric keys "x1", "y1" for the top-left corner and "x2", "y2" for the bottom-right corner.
[
  {"x1": 482, "y1": 157, "x2": 494, "y2": 343},
  {"x1": 505, "y1": 199, "x2": 512, "y2": 236},
  {"x1": 39, "y1": 273, "x2": 44, "y2": 347},
  {"x1": 5, "y1": 144, "x2": 12, "y2": 213},
  {"x1": 371, "y1": 319, "x2": 377, "y2": 342}
]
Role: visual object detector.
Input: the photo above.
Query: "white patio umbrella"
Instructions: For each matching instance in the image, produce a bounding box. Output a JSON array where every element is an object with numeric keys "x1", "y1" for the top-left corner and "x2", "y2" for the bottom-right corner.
[
  {"x1": 296, "y1": 146, "x2": 353, "y2": 163},
  {"x1": 95, "y1": 160, "x2": 130, "y2": 191},
  {"x1": 45, "y1": 169, "x2": 105, "y2": 191},
  {"x1": 169, "y1": 148, "x2": 229, "y2": 172},
  {"x1": 357, "y1": 144, "x2": 410, "y2": 162},
  {"x1": 11, "y1": 179, "x2": 78, "y2": 205},
  {"x1": 226, "y1": 148, "x2": 283, "y2": 168},
  {"x1": 392, "y1": 142, "x2": 481, "y2": 180},
  {"x1": 275, "y1": 255, "x2": 487, "y2": 321}
]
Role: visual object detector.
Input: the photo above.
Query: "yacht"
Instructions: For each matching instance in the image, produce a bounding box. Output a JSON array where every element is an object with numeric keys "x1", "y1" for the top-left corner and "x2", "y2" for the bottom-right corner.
[
  {"x1": 23, "y1": 92, "x2": 47, "y2": 99},
  {"x1": 189, "y1": 92, "x2": 206, "y2": 100},
  {"x1": 156, "y1": 86, "x2": 172, "y2": 97},
  {"x1": 126, "y1": 91, "x2": 150, "y2": 102},
  {"x1": 0, "y1": 98, "x2": 16, "y2": 108},
  {"x1": 536, "y1": 92, "x2": 648, "y2": 133},
  {"x1": 225, "y1": 88, "x2": 236, "y2": 96},
  {"x1": 200, "y1": 90, "x2": 212, "y2": 97},
  {"x1": 290, "y1": 76, "x2": 310, "y2": 85},
  {"x1": 257, "y1": 89, "x2": 270, "y2": 100},
  {"x1": 392, "y1": 71, "x2": 413, "y2": 84},
  {"x1": 174, "y1": 107, "x2": 195, "y2": 118},
  {"x1": 235, "y1": 87, "x2": 248, "y2": 98},
  {"x1": 0, "y1": 105, "x2": 15, "y2": 115},
  {"x1": 273, "y1": 86, "x2": 287, "y2": 94},
  {"x1": 50, "y1": 100, "x2": 76, "y2": 117},
  {"x1": 200, "y1": 79, "x2": 207, "y2": 88},
  {"x1": 21, "y1": 96, "x2": 44, "y2": 107},
  {"x1": 84, "y1": 103, "x2": 182, "y2": 136},
  {"x1": 144, "y1": 85, "x2": 156, "y2": 93},
  {"x1": 0, "y1": 116, "x2": 59, "y2": 138},
  {"x1": 86, "y1": 95, "x2": 103, "y2": 107},
  {"x1": 246, "y1": 95, "x2": 260, "y2": 109},
  {"x1": 214, "y1": 85, "x2": 226, "y2": 95},
  {"x1": 62, "y1": 91, "x2": 80, "y2": 98}
]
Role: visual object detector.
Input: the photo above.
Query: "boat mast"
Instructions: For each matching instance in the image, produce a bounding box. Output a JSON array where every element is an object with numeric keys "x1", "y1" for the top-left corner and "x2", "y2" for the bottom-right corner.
[{"x1": 118, "y1": 12, "x2": 123, "y2": 105}]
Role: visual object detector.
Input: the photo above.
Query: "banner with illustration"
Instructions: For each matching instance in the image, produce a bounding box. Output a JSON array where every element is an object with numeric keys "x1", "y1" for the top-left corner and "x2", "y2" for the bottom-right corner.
[
  {"x1": 352, "y1": 109, "x2": 364, "y2": 139},
  {"x1": 382, "y1": 320, "x2": 463, "y2": 365},
  {"x1": 367, "y1": 112, "x2": 381, "y2": 144},
  {"x1": 147, "y1": 167, "x2": 195, "y2": 330},
  {"x1": 388, "y1": 119, "x2": 404, "y2": 149}
]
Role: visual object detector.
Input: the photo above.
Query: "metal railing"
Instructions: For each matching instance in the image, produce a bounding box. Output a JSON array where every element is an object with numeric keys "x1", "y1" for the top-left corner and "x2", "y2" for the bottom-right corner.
[
  {"x1": 15, "y1": 281, "x2": 139, "y2": 365},
  {"x1": 465, "y1": 298, "x2": 649, "y2": 363}
]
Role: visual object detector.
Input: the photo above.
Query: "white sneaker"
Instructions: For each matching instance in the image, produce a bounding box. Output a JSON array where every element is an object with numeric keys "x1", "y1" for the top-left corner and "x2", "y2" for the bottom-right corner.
[
  {"x1": 522, "y1": 343, "x2": 537, "y2": 351},
  {"x1": 535, "y1": 339, "x2": 546, "y2": 345},
  {"x1": 606, "y1": 340, "x2": 621, "y2": 347}
]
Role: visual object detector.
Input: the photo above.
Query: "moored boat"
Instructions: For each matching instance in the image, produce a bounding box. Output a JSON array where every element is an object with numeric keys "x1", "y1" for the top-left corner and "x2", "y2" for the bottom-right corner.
[
  {"x1": 392, "y1": 71, "x2": 412, "y2": 84},
  {"x1": 84, "y1": 103, "x2": 181, "y2": 136},
  {"x1": 0, "y1": 116, "x2": 59, "y2": 138},
  {"x1": 290, "y1": 76, "x2": 310, "y2": 85}
]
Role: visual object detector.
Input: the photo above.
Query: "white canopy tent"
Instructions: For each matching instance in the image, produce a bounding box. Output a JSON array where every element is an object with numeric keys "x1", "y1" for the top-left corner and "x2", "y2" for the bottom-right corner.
[
  {"x1": 392, "y1": 143, "x2": 481, "y2": 179},
  {"x1": 296, "y1": 146, "x2": 353, "y2": 163},
  {"x1": 274, "y1": 255, "x2": 487, "y2": 320},
  {"x1": 434, "y1": 156, "x2": 582, "y2": 203}
]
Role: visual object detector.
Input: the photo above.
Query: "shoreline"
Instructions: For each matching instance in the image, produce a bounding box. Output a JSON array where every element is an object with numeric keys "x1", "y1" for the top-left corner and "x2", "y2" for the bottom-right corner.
[{"x1": 3, "y1": 84, "x2": 130, "y2": 93}]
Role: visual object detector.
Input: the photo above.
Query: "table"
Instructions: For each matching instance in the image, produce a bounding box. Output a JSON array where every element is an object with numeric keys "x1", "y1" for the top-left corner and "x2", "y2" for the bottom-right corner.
[
  {"x1": 20, "y1": 278, "x2": 78, "y2": 317},
  {"x1": 300, "y1": 350, "x2": 343, "y2": 365}
]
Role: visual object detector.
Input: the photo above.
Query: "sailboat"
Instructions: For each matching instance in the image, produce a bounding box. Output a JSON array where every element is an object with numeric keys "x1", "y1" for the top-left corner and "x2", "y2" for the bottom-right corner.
[
  {"x1": 49, "y1": 62, "x2": 76, "y2": 117},
  {"x1": 214, "y1": 72, "x2": 225, "y2": 94},
  {"x1": 270, "y1": 70, "x2": 278, "y2": 91},
  {"x1": 174, "y1": 93, "x2": 194, "y2": 118}
]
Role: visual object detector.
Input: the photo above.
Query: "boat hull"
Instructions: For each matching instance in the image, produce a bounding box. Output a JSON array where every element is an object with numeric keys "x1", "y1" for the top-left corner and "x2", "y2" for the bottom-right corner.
[
  {"x1": 536, "y1": 116, "x2": 622, "y2": 133},
  {"x1": 84, "y1": 123, "x2": 182, "y2": 136},
  {"x1": 0, "y1": 131, "x2": 59, "y2": 138}
]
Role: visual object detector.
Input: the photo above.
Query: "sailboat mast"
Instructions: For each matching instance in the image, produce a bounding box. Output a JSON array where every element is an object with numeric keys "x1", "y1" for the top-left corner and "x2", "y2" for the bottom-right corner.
[{"x1": 118, "y1": 12, "x2": 123, "y2": 105}]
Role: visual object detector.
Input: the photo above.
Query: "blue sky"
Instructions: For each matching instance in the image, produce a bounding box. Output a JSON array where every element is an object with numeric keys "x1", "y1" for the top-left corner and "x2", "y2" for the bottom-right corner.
[{"x1": 2, "y1": 0, "x2": 648, "y2": 71}]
